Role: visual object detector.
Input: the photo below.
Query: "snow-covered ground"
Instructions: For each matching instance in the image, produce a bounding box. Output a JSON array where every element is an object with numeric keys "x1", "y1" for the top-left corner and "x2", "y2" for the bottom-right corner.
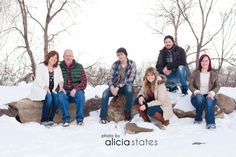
[{"x1": 0, "y1": 83, "x2": 236, "y2": 157}]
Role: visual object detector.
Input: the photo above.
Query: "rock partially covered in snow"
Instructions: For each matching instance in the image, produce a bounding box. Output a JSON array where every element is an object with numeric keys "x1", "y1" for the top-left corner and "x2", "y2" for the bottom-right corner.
[
  {"x1": 8, "y1": 98, "x2": 101, "y2": 123},
  {"x1": 216, "y1": 93, "x2": 236, "y2": 114}
]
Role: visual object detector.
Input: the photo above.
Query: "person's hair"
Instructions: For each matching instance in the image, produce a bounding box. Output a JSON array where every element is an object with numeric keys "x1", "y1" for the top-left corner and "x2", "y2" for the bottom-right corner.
[
  {"x1": 164, "y1": 35, "x2": 175, "y2": 43},
  {"x1": 198, "y1": 54, "x2": 212, "y2": 72},
  {"x1": 116, "y1": 47, "x2": 127, "y2": 57},
  {"x1": 142, "y1": 67, "x2": 158, "y2": 98},
  {"x1": 43, "y1": 50, "x2": 59, "y2": 67}
]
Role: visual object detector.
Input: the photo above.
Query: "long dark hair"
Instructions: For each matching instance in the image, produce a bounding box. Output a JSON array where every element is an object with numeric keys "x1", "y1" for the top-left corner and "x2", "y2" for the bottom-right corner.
[
  {"x1": 43, "y1": 50, "x2": 59, "y2": 67},
  {"x1": 198, "y1": 54, "x2": 212, "y2": 72}
]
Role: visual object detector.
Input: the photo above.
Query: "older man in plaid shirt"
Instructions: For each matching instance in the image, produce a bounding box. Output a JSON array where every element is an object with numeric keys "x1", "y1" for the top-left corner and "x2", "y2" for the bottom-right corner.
[
  {"x1": 58, "y1": 49, "x2": 87, "y2": 127},
  {"x1": 100, "y1": 47, "x2": 137, "y2": 124}
]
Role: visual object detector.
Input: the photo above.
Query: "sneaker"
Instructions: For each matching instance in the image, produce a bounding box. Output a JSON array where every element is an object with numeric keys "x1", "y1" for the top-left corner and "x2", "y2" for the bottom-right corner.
[
  {"x1": 206, "y1": 124, "x2": 216, "y2": 130},
  {"x1": 63, "y1": 122, "x2": 70, "y2": 127},
  {"x1": 124, "y1": 111, "x2": 132, "y2": 121},
  {"x1": 47, "y1": 121, "x2": 54, "y2": 126},
  {"x1": 181, "y1": 86, "x2": 188, "y2": 96},
  {"x1": 40, "y1": 121, "x2": 50, "y2": 126},
  {"x1": 77, "y1": 120, "x2": 84, "y2": 126},
  {"x1": 100, "y1": 119, "x2": 108, "y2": 124}
]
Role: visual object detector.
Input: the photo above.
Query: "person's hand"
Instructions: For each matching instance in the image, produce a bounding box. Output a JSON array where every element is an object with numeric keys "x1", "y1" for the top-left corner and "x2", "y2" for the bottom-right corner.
[
  {"x1": 194, "y1": 90, "x2": 201, "y2": 96},
  {"x1": 163, "y1": 66, "x2": 172, "y2": 75},
  {"x1": 207, "y1": 93, "x2": 215, "y2": 100},
  {"x1": 139, "y1": 105, "x2": 146, "y2": 111},
  {"x1": 59, "y1": 88, "x2": 66, "y2": 94},
  {"x1": 43, "y1": 85, "x2": 51, "y2": 94},
  {"x1": 70, "y1": 89, "x2": 77, "y2": 97},
  {"x1": 110, "y1": 86, "x2": 119, "y2": 96},
  {"x1": 138, "y1": 96, "x2": 145, "y2": 105}
]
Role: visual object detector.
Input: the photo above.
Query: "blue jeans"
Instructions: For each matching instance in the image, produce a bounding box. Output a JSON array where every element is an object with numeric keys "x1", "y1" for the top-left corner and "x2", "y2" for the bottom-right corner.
[
  {"x1": 191, "y1": 94, "x2": 217, "y2": 125},
  {"x1": 165, "y1": 65, "x2": 188, "y2": 90},
  {"x1": 133, "y1": 98, "x2": 163, "y2": 117},
  {"x1": 100, "y1": 85, "x2": 134, "y2": 119},
  {"x1": 58, "y1": 90, "x2": 85, "y2": 122},
  {"x1": 41, "y1": 92, "x2": 58, "y2": 122}
]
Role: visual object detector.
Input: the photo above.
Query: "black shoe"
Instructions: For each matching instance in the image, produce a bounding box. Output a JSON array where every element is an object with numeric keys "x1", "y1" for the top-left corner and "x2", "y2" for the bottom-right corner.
[
  {"x1": 63, "y1": 121, "x2": 70, "y2": 127},
  {"x1": 181, "y1": 86, "x2": 188, "y2": 95},
  {"x1": 77, "y1": 120, "x2": 84, "y2": 126},
  {"x1": 167, "y1": 86, "x2": 179, "y2": 93},
  {"x1": 100, "y1": 119, "x2": 108, "y2": 124},
  {"x1": 124, "y1": 111, "x2": 132, "y2": 121}
]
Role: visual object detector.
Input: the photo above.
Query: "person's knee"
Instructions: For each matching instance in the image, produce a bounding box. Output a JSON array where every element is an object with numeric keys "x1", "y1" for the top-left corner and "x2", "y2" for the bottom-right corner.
[
  {"x1": 205, "y1": 99, "x2": 216, "y2": 108},
  {"x1": 177, "y1": 65, "x2": 186, "y2": 71},
  {"x1": 75, "y1": 90, "x2": 85, "y2": 101},
  {"x1": 58, "y1": 91, "x2": 67, "y2": 101},
  {"x1": 124, "y1": 85, "x2": 134, "y2": 94}
]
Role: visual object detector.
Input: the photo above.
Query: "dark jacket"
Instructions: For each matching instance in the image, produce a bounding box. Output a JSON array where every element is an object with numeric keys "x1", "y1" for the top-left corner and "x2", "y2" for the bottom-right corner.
[
  {"x1": 156, "y1": 45, "x2": 187, "y2": 73},
  {"x1": 189, "y1": 69, "x2": 220, "y2": 96}
]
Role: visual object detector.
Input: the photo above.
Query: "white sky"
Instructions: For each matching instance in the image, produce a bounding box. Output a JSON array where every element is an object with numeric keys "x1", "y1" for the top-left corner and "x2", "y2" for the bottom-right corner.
[
  {"x1": 1, "y1": 0, "x2": 236, "y2": 69},
  {"x1": 55, "y1": 0, "x2": 161, "y2": 67}
]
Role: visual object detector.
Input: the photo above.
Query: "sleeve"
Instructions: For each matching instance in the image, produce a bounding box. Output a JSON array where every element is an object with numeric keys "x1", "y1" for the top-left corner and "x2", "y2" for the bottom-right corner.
[
  {"x1": 189, "y1": 70, "x2": 198, "y2": 93},
  {"x1": 156, "y1": 52, "x2": 165, "y2": 73},
  {"x1": 107, "y1": 63, "x2": 116, "y2": 87},
  {"x1": 58, "y1": 66, "x2": 64, "y2": 83},
  {"x1": 209, "y1": 72, "x2": 220, "y2": 95},
  {"x1": 74, "y1": 68, "x2": 87, "y2": 91},
  {"x1": 34, "y1": 64, "x2": 46, "y2": 88}
]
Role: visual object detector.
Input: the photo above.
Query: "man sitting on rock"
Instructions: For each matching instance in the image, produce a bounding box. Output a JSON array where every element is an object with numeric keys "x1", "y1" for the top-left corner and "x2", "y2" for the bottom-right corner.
[
  {"x1": 100, "y1": 47, "x2": 137, "y2": 124},
  {"x1": 58, "y1": 49, "x2": 87, "y2": 127}
]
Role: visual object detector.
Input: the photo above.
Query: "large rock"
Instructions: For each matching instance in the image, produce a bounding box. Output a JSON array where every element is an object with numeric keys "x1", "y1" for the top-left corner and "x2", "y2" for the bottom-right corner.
[
  {"x1": 216, "y1": 93, "x2": 236, "y2": 114},
  {"x1": 174, "y1": 105, "x2": 224, "y2": 119},
  {"x1": 107, "y1": 95, "x2": 139, "y2": 122},
  {"x1": 107, "y1": 96, "x2": 126, "y2": 122},
  {"x1": 8, "y1": 98, "x2": 101, "y2": 123}
]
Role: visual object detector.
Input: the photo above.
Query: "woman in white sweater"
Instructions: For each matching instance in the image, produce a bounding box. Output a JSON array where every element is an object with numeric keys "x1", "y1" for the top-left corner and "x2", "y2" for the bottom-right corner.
[{"x1": 29, "y1": 50, "x2": 64, "y2": 126}]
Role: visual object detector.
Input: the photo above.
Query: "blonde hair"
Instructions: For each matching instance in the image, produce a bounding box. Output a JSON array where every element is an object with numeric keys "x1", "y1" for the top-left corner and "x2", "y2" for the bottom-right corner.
[{"x1": 142, "y1": 67, "x2": 158, "y2": 98}]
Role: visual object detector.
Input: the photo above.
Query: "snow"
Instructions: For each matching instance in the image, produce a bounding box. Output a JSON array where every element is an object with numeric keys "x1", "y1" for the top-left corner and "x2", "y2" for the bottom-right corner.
[{"x1": 0, "y1": 84, "x2": 236, "y2": 157}]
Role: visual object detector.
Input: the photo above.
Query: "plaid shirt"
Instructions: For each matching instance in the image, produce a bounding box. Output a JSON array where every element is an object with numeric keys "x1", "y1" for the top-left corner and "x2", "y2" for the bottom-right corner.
[
  {"x1": 64, "y1": 63, "x2": 87, "y2": 91},
  {"x1": 107, "y1": 59, "x2": 136, "y2": 87}
]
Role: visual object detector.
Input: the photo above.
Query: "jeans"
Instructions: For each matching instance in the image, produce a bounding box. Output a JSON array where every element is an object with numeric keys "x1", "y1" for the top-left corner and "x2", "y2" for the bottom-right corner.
[
  {"x1": 100, "y1": 85, "x2": 134, "y2": 119},
  {"x1": 41, "y1": 92, "x2": 58, "y2": 122},
  {"x1": 165, "y1": 65, "x2": 188, "y2": 90},
  {"x1": 191, "y1": 94, "x2": 217, "y2": 125},
  {"x1": 58, "y1": 90, "x2": 85, "y2": 122},
  {"x1": 133, "y1": 98, "x2": 163, "y2": 117}
]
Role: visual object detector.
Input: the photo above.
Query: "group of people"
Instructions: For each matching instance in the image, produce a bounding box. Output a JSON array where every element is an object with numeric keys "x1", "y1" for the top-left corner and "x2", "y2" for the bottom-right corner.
[{"x1": 29, "y1": 35, "x2": 219, "y2": 130}]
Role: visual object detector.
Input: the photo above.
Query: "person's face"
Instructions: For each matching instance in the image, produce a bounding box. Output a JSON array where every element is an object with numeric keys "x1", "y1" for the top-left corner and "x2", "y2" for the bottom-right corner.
[
  {"x1": 201, "y1": 56, "x2": 210, "y2": 70},
  {"x1": 117, "y1": 52, "x2": 126, "y2": 62},
  {"x1": 164, "y1": 38, "x2": 174, "y2": 49},
  {"x1": 146, "y1": 72, "x2": 155, "y2": 83},
  {"x1": 63, "y1": 51, "x2": 74, "y2": 66},
  {"x1": 48, "y1": 55, "x2": 57, "y2": 66}
]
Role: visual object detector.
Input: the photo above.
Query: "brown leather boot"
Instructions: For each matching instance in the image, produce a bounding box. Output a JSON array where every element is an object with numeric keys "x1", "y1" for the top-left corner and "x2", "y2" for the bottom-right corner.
[
  {"x1": 152, "y1": 112, "x2": 169, "y2": 126},
  {"x1": 133, "y1": 104, "x2": 151, "y2": 122}
]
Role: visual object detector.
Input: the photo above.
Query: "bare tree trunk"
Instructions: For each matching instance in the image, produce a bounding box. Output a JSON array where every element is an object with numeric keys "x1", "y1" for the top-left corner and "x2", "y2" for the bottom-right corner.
[{"x1": 17, "y1": 0, "x2": 36, "y2": 76}]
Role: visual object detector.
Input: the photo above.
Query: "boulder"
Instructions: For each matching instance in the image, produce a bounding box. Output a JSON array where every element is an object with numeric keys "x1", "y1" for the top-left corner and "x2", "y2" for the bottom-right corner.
[
  {"x1": 8, "y1": 98, "x2": 101, "y2": 123},
  {"x1": 216, "y1": 93, "x2": 236, "y2": 114},
  {"x1": 107, "y1": 95, "x2": 126, "y2": 122},
  {"x1": 173, "y1": 105, "x2": 224, "y2": 119}
]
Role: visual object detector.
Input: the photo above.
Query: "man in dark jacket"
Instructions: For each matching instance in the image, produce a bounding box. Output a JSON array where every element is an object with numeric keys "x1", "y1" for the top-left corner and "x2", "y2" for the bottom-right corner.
[
  {"x1": 58, "y1": 49, "x2": 87, "y2": 127},
  {"x1": 156, "y1": 35, "x2": 189, "y2": 95}
]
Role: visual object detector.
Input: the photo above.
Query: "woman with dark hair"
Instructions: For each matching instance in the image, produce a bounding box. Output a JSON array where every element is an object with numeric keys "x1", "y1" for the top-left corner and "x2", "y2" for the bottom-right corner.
[
  {"x1": 29, "y1": 50, "x2": 64, "y2": 126},
  {"x1": 133, "y1": 67, "x2": 173, "y2": 129},
  {"x1": 189, "y1": 54, "x2": 220, "y2": 129}
]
